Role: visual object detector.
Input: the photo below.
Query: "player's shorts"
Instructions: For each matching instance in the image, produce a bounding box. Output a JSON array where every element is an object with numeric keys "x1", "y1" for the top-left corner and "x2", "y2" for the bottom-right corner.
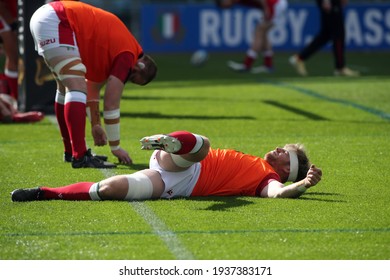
[
  {"x1": 0, "y1": 16, "x2": 11, "y2": 33},
  {"x1": 29, "y1": 3, "x2": 78, "y2": 56},
  {"x1": 149, "y1": 150, "x2": 201, "y2": 199}
]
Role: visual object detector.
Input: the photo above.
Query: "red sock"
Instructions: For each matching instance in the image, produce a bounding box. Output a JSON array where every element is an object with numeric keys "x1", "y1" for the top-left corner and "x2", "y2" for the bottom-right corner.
[
  {"x1": 244, "y1": 56, "x2": 255, "y2": 69},
  {"x1": 168, "y1": 131, "x2": 203, "y2": 154},
  {"x1": 55, "y1": 101, "x2": 72, "y2": 154},
  {"x1": 263, "y1": 50, "x2": 274, "y2": 68},
  {"x1": 0, "y1": 74, "x2": 9, "y2": 93},
  {"x1": 41, "y1": 182, "x2": 94, "y2": 200},
  {"x1": 263, "y1": 55, "x2": 273, "y2": 68},
  {"x1": 64, "y1": 91, "x2": 87, "y2": 159}
]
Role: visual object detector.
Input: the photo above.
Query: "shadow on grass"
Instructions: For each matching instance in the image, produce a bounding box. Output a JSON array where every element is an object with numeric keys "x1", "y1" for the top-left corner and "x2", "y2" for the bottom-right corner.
[
  {"x1": 187, "y1": 192, "x2": 346, "y2": 210},
  {"x1": 187, "y1": 196, "x2": 255, "y2": 211},
  {"x1": 263, "y1": 100, "x2": 329, "y2": 121},
  {"x1": 120, "y1": 112, "x2": 255, "y2": 121},
  {"x1": 300, "y1": 192, "x2": 347, "y2": 203},
  {"x1": 113, "y1": 163, "x2": 149, "y2": 170}
]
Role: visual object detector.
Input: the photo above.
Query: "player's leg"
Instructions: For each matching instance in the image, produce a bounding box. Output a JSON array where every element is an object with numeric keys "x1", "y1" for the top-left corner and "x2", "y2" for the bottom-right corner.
[
  {"x1": 140, "y1": 130, "x2": 210, "y2": 172},
  {"x1": 52, "y1": 80, "x2": 73, "y2": 161},
  {"x1": 250, "y1": 21, "x2": 274, "y2": 73},
  {"x1": 96, "y1": 169, "x2": 164, "y2": 200},
  {"x1": 29, "y1": 4, "x2": 113, "y2": 168},
  {"x1": 11, "y1": 169, "x2": 164, "y2": 202},
  {"x1": 0, "y1": 29, "x2": 18, "y2": 99},
  {"x1": 242, "y1": 23, "x2": 262, "y2": 70},
  {"x1": 45, "y1": 50, "x2": 89, "y2": 159},
  {"x1": 290, "y1": 5, "x2": 330, "y2": 76}
]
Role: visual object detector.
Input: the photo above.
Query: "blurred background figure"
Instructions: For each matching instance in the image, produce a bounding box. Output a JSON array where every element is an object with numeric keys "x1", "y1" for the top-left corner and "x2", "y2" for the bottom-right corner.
[
  {"x1": 216, "y1": 0, "x2": 288, "y2": 74},
  {"x1": 0, "y1": 93, "x2": 44, "y2": 123},
  {"x1": 289, "y1": 0, "x2": 360, "y2": 77},
  {"x1": 0, "y1": 0, "x2": 45, "y2": 121},
  {"x1": 0, "y1": 0, "x2": 18, "y2": 99}
]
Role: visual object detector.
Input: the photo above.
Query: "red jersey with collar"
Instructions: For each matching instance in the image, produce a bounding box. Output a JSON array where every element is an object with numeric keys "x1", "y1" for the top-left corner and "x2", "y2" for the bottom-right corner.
[
  {"x1": 50, "y1": 1, "x2": 143, "y2": 83},
  {"x1": 191, "y1": 149, "x2": 280, "y2": 197}
]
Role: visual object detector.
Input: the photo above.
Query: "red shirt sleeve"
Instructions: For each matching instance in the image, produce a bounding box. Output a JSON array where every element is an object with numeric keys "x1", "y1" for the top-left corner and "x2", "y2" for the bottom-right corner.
[
  {"x1": 255, "y1": 173, "x2": 281, "y2": 196},
  {"x1": 110, "y1": 52, "x2": 135, "y2": 84}
]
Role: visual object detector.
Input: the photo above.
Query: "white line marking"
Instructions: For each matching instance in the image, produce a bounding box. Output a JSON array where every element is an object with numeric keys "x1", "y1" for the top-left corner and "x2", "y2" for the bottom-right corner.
[
  {"x1": 130, "y1": 201, "x2": 195, "y2": 260},
  {"x1": 48, "y1": 115, "x2": 194, "y2": 259}
]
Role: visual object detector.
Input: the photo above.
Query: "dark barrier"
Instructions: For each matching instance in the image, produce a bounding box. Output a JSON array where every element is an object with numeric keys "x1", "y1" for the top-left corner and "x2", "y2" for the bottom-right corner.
[{"x1": 18, "y1": 0, "x2": 56, "y2": 113}]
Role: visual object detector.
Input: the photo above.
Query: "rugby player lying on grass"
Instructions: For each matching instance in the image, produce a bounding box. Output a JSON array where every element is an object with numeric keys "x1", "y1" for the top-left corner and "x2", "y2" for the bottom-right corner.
[{"x1": 11, "y1": 131, "x2": 322, "y2": 202}]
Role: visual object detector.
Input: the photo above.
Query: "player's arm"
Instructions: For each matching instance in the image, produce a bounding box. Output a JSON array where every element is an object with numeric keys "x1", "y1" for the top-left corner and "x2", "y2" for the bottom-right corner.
[
  {"x1": 103, "y1": 75, "x2": 132, "y2": 165},
  {"x1": 86, "y1": 80, "x2": 107, "y2": 146},
  {"x1": 260, "y1": 165, "x2": 322, "y2": 198},
  {"x1": 257, "y1": 0, "x2": 272, "y2": 21}
]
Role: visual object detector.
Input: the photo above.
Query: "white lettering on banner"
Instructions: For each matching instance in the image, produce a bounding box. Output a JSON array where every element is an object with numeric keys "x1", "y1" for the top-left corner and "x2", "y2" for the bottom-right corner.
[
  {"x1": 199, "y1": 7, "x2": 390, "y2": 48},
  {"x1": 346, "y1": 10, "x2": 363, "y2": 45},
  {"x1": 386, "y1": 10, "x2": 390, "y2": 44},
  {"x1": 287, "y1": 9, "x2": 309, "y2": 45},
  {"x1": 200, "y1": 10, "x2": 220, "y2": 46},
  {"x1": 199, "y1": 9, "x2": 310, "y2": 48},
  {"x1": 223, "y1": 10, "x2": 243, "y2": 47},
  {"x1": 269, "y1": 12, "x2": 288, "y2": 45},
  {"x1": 200, "y1": 9, "x2": 263, "y2": 47},
  {"x1": 364, "y1": 9, "x2": 383, "y2": 46},
  {"x1": 346, "y1": 8, "x2": 390, "y2": 46}
]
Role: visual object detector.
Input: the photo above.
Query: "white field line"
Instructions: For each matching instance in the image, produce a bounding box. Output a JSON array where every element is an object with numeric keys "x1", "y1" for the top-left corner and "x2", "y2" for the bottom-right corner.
[
  {"x1": 47, "y1": 115, "x2": 193, "y2": 259},
  {"x1": 130, "y1": 201, "x2": 195, "y2": 260}
]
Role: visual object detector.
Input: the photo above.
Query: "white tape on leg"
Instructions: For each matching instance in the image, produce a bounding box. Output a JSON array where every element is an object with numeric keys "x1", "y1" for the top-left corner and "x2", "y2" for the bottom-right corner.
[
  {"x1": 53, "y1": 57, "x2": 86, "y2": 80},
  {"x1": 125, "y1": 172, "x2": 154, "y2": 200}
]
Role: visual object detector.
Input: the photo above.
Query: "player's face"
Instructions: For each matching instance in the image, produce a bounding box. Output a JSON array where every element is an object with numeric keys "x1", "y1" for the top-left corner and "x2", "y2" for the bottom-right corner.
[
  {"x1": 129, "y1": 67, "x2": 147, "y2": 85},
  {"x1": 264, "y1": 147, "x2": 290, "y2": 168}
]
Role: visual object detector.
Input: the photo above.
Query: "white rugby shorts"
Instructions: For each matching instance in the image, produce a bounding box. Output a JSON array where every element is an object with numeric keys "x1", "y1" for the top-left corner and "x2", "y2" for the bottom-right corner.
[
  {"x1": 29, "y1": 4, "x2": 78, "y2": 55},
  {"x1": 149, "y1": 150, "x2": 201, "y2": 199}
]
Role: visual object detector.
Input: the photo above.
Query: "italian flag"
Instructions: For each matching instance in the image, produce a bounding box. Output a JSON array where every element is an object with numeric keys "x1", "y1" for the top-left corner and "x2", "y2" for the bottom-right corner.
[{"x1": 160, "y1": 13, "x2": 179, "y2": 39}]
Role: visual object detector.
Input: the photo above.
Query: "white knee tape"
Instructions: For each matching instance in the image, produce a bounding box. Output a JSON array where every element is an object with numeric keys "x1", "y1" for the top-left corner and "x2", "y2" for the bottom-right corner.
[
  {"x1": 125, "y1": 172, "x2": 154, "y2": 200},
  {"x1": 89, "y1": 182, "x2": 102, "y2": 201},
  {"x1": 53, "y1": 57, "x2": 86, "y2": 80},
  {"x1": 171, "y1": 154, "x2": 195, "y2": 168}
]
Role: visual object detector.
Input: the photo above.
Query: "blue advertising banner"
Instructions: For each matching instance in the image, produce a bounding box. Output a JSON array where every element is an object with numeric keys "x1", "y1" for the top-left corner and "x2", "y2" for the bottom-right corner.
[{"x1": 140, "y1": 3, "x2": 390, "y2": 52}]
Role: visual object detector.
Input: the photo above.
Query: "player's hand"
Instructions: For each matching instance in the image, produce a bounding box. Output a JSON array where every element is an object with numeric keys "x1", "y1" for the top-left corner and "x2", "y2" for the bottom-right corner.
[
  {"x1": 92, "y1": 124, "x2": 107, "y2": 146},
  {"x1": 111, "y1": 148, "x2": 133, "y2": 165},
  {"x1": 304, "y1": 165, "x2": 322, "y2": 187}
]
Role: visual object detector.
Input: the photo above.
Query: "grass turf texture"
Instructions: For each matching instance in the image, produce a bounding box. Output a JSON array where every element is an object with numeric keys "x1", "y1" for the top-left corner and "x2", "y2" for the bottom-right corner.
[{"x1": 0, "y1": 51, "x2": 389, "y2": 260}]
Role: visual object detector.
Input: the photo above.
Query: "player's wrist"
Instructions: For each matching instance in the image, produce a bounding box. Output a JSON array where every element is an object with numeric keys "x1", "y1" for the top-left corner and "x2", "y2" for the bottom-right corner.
[
  {"x1": 110, "y1": 145, "x2": 120, "y2": 151},
  {"x1": 297, "y1": 180, "x2": 310, "y2": 192},
  {"x1": 297, "y1": 185, "x2": 308, "y2": 193}
]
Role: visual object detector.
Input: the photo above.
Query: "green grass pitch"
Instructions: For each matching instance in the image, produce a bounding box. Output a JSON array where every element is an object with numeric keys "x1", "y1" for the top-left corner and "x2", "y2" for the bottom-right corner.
[{"x1": 0, "y1": 51, "x2": 389, "y2": 260}]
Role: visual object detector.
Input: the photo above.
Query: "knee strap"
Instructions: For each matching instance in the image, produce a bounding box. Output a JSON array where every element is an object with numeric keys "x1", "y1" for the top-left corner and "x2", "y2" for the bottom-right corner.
[
  {"x1": 125, "y1": 172, "x2": 153, "y2": 200},
  {"x1": 53, "y1": 57, "x2": 86, "y2": 80},
  {"x1": 171, "y1": 154, "x2": 195, "y2": 168}
]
